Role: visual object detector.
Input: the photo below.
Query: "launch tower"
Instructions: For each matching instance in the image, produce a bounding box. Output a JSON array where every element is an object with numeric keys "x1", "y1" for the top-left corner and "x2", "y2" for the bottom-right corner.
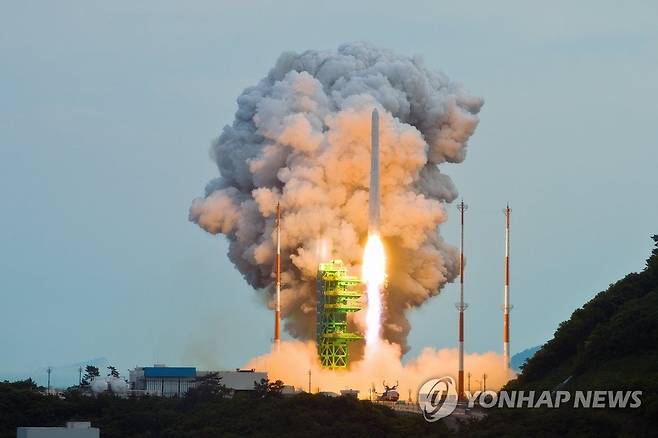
[{"x1": 316, "y1": 260, "x2": 363, "y2": 369}]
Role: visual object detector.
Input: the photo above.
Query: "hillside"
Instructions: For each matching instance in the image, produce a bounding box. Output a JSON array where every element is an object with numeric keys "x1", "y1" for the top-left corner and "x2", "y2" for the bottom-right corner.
[{"x1": 465, "y1": 235, "x2": 658, "y2": 437}]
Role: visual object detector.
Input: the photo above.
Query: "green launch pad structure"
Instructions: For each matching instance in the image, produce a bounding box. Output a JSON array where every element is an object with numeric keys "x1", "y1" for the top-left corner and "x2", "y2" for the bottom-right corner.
[{"x1": 316, "y1": 260, "x2": 363, "y2": 369}]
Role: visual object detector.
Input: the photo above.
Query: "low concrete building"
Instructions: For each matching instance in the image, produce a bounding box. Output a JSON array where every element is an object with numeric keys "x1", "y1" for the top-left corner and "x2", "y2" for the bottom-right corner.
[
  {"x1": 208, "y1": 369, "x2": 268, "y2": 393},
  {"x1": 17, "y1": 422, "x2": 99, "y2": 438},
  {"x1": 340, "y1": 389, "x2": 360, "y2": 398},
  {"x1": 281, "y1": 384, "x2": 303, "y2": 397}
]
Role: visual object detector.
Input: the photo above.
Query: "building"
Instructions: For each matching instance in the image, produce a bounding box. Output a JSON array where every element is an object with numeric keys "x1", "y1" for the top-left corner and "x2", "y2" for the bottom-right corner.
[
  {"x1": 17, "y1": 422, "x2": 99, "y2": 438},
  {"x1": 281, "y1": 384, "x2": 303, "y2": 397},
  {"x1": 129, "y1": 365, "x2": 197, "y2": 397},
  {"x1": 340, "y1": 389, "x2": 360, "y2": 398},
  {"x1": 128, "y1": 365, "x2": 267, "y2": 397},
  {"x1": 210, "y1": 369, "x2": 268, "y2": 393}
]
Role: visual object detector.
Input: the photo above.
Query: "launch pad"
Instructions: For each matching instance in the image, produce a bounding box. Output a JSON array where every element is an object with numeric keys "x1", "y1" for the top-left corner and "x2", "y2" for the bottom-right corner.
[{"x1": 316, "y1": 260, "x2": 363, "y2": 369}]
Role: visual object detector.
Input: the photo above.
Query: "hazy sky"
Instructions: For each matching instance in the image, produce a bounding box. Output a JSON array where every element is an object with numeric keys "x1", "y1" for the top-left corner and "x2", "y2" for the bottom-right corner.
[{"x1": 1, "y1": 1, "x2": 657, "y2": 386}]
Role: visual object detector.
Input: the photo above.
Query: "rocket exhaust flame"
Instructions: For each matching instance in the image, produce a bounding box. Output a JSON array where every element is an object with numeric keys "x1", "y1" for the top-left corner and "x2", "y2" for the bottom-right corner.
[
  {"x1": 364, "y1": 109, "x2": 385, "y2": 350},
  {"x1": 363, "y1": 235, "x2": 385, "y2": 347}
]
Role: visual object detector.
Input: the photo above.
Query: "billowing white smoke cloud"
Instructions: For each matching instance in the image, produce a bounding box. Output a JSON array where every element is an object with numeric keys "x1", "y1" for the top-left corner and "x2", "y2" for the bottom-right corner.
[
  {"x1": 246, "y1": 341, "x2": 513, "y2": 396},
  {"x1": 190, "y1": 42, "x2": 483, "y2": 352}
]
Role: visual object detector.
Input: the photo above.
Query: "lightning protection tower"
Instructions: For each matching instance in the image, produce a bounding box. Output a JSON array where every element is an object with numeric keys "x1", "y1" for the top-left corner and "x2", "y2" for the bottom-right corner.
[
  {"x1": 456, "y1": 200, "x2": 468, "y2": 398},
  {"x1": 503, "y1": 204, "x2": 513, "y2": 370}
]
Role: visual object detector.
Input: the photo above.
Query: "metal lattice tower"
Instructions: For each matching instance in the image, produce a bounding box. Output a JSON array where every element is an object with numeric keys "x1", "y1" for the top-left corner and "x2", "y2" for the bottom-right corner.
[{"x1": 316, "y1": 260, "x2": 363, "y2": 369}]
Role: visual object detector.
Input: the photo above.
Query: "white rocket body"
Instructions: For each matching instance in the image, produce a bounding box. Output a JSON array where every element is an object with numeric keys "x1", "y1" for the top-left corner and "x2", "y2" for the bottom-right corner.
[{"x1": 369, "y1": 109, "x2": 380, "y2": 235}]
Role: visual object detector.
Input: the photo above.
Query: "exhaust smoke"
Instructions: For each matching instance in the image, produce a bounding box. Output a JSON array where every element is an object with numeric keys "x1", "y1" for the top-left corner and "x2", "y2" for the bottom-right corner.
[
  {"x1": 189, "y1": 42, "x2": 483, "y2": 352},
  {"x1": 248, "y1": 340, "x2": 514, "y2": 396}
]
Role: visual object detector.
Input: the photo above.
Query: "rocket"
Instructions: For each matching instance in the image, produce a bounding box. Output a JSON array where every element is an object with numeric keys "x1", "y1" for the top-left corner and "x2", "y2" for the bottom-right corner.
[{"x1": 368, "y1": 109, "x2": 380, "y2": 235}]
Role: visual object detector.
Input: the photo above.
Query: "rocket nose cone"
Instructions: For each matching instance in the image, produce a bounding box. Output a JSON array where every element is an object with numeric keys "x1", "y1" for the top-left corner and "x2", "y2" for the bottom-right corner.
[{"x1": 371, "y1": 109, "x2": 379, "y2": 137}]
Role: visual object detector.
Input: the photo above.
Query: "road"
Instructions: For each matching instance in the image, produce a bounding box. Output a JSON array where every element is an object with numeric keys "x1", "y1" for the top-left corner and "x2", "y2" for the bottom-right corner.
[{"x1": 374, "y1": 400, "x2": 487, "y2": 421}]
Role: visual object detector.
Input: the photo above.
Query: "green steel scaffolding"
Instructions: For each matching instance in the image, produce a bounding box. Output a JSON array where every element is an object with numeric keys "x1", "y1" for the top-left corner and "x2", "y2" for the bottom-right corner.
[{"x1": 316, "y1": 260, "x2": 363, "y2": 369}]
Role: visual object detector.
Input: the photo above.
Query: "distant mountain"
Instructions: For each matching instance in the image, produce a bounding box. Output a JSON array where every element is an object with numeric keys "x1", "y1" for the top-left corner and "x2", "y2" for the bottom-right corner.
[
  {"x1": 0, "y1": 357, "x2": 109, "y2": 388},
  {"x1": 510, "y1": 346, "x2": 541, "y2": 372}
]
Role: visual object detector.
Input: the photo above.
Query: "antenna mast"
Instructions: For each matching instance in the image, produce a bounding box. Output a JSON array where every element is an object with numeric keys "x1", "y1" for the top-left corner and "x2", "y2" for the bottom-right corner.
[
  {"x1": 456, "y1": 200, "x2": 468, "y2": 398},
  {"x1": 274, "y1": 203, "x2": 281, "y2": 350},
  {"x1": 503, "y1": 204, "x2": 512, "y2": 370}
]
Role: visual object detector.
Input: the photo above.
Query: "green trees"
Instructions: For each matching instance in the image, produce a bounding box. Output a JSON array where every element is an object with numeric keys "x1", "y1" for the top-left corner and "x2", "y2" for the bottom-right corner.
[
  {"x1": 81, "y1": 365, "x2": 100, "y2": 386},
  {"x1": 0, "y1": 380, "x2": 449, "y2": 437},
  {"x1": 253, "y1": 378, "x2": 284, "y2": 398},
  {"x1": 464, "y1": 234, "x2": 658, "y2": 436},
  {"x1": 185, "y1": 372, "x2": 229, "y2": 401},
  {"x1": 516, "y1": 235, "x2": 658, "y2": 386},
  {"x1": 107, "y1": 366, "x2": 120, "y2": 378},
  {"x1": 2, "y1": 378, "x2": 39, "y2": 391}
]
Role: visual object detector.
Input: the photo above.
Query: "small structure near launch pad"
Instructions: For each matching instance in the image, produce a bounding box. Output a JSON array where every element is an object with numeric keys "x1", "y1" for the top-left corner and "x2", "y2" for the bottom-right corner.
[{"x1": 316, "y1": 260, "x2": 363, "y2": 369}]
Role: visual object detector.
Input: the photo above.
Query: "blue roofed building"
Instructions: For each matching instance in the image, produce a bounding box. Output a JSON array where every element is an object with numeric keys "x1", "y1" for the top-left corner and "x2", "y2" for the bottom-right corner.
[
  {"x1": 129, "y1": 365, "x2": 197, "y2": 396},
  {"x1": 128, "y1": 364, "x2": 267, "y2": 397}
]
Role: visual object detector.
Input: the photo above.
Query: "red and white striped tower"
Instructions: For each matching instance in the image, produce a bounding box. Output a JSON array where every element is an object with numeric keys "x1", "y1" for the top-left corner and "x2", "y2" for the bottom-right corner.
[
  {"x1": 456, "y1": 200, "x2": 468, "y2": 398},
  {"x1": 503, "y1": 204, "x2": 512, "y2": 369},
  {"x1": 274, "y1": 202, "x2": 281, "y2": 350}
]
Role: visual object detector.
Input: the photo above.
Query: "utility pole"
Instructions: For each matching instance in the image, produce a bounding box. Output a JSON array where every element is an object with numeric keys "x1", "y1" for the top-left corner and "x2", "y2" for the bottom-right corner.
[
  {"x1": 456, "y1": 200, "x2": 468, "y2": 399},
  {"x1": 47, "y1": 367, "x2": 52, "y2": 394},
  {"x1": 483, "y1": 373, "x2": 487, "y2": 392},
  {"x1": 78, "y1": 366, "x2": 82, "y2": 386},
  {"x1": 467, "y1": 372, "x2": 471, "y2": 393}
]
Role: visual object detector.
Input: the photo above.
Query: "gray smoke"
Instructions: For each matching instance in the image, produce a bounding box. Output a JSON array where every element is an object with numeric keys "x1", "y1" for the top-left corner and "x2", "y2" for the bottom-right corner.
[{"x1": 190, "y1": 42, "x2": 483, "y2": 353}]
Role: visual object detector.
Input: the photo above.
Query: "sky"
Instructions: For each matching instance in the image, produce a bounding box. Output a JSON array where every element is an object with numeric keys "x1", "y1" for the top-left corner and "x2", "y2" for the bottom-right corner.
[{"x1": 1, "y1": 1, "x2": 657, "y2": 387}]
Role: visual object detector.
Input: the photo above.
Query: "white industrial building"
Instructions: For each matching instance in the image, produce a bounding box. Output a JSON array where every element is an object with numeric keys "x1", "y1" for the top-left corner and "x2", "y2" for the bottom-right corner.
[
  {"x1": 17, "y1": 422, "x2": 99, "y2": 438},
  {"x1": 128, "y1": 365, "x2": 267, "y2": 397}
]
